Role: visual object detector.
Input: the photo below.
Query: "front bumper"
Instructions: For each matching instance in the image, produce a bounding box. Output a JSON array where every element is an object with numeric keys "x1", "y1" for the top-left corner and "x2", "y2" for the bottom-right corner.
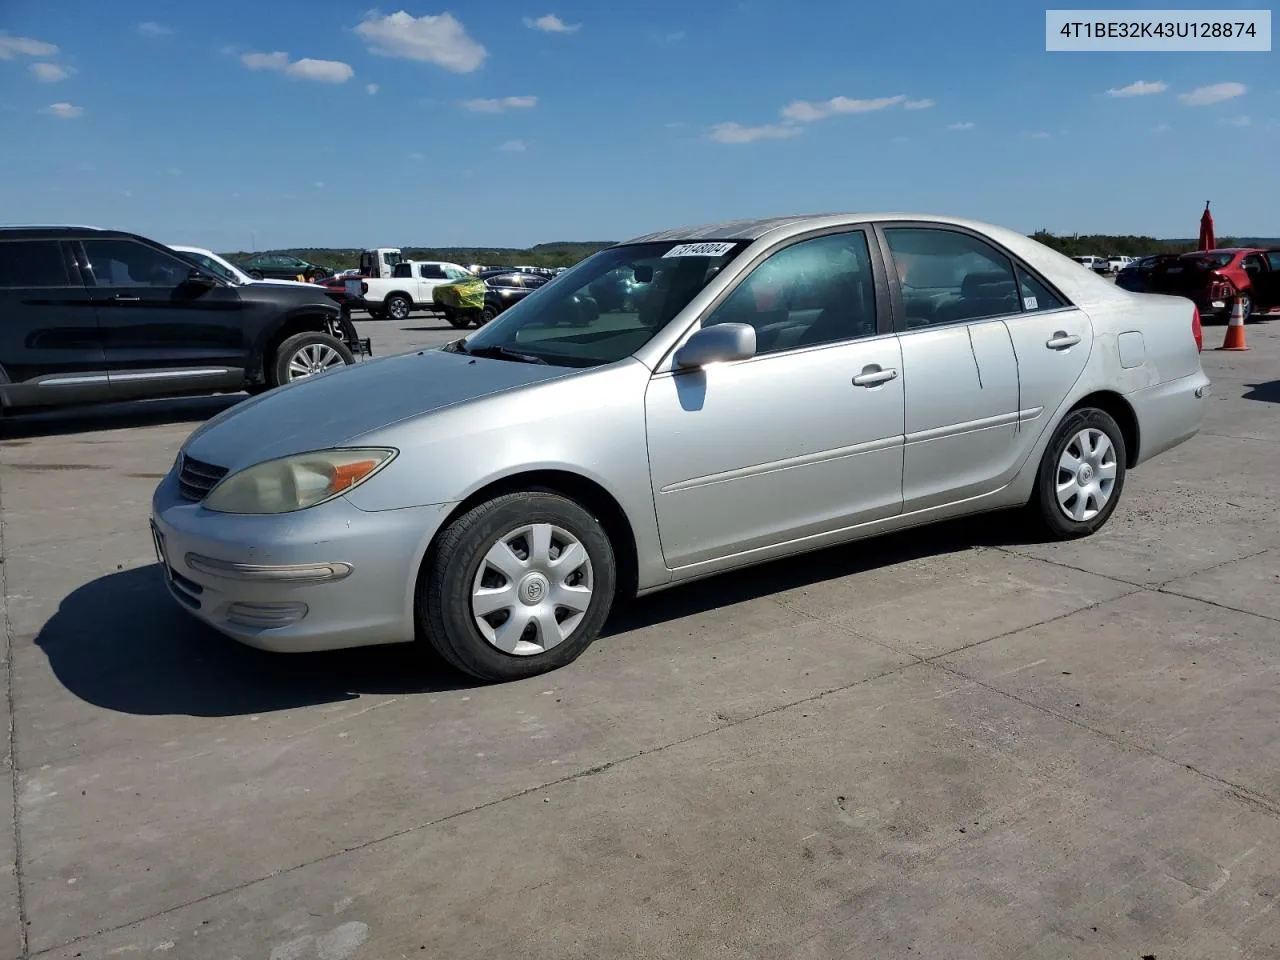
[{"x1": 150, "y1": 471, "x2": 452, "y2": 652}]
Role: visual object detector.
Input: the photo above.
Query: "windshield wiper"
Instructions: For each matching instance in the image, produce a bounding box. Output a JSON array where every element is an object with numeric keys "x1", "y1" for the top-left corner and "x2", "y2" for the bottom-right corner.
[{"x1": 462, "y1": 343, "x2": 549, "y2": 365}]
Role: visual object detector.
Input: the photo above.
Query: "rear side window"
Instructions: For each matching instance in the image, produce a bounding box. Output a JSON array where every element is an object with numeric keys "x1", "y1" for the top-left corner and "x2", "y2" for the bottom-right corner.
[
  {"x1": 0, "y1": 240, "x2": 75, "y2": 287},
  {"x1": 1015, "y1": 265, "x2": 1066, "y2": 312},
  {"x1": 883, "y1": 227, "x2": 1019, "y2": 328}
]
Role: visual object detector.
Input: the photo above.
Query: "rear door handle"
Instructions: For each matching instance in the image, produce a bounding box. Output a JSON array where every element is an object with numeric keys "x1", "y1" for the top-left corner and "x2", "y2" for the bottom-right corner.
[
  {"x1": 1046, "y1": 332, "x2": 1080, "y2": 350},
  {"x1": 111, "y1": 295, "x2": 141, "y2": 302},
  {"x1": 852, "y1": 366, "x2": 898, "y2": 387}
]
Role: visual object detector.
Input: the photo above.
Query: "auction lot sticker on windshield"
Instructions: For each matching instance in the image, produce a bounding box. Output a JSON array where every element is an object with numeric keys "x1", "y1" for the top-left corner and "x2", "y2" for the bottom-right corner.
[{"x1": 663, "y1": 242, "x2": 736, "y2": 258}]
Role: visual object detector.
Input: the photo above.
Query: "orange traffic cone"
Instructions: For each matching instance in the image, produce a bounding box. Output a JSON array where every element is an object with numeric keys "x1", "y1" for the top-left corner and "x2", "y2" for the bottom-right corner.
[{"x1": 1217, "y1": 295, "x2": 1249, "y2": 351}]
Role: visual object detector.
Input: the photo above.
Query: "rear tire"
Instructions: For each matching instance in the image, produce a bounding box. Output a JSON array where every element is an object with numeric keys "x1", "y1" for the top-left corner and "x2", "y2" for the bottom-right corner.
[
  {"x1": 248, "y1": 270, "x2": 264, "y2": 280},
  {"x1": 444, "y1": 309, "x2": 470, "y2": 329},
  {"x1": 478, "y1": 304, "x2": 499, "y2": 326},
  {"x1": 1029, "y1": 407, "x2": 1127, "y2": 540},
  {"x1": 419, "y1": 491, "x2": 617, "y2": 682},
  {"x1": 270, "y1": 331, "x2": 355, "y2": 387},
  {"x1": 385, "y1": 294, "x2": 412, "y2": 322}
]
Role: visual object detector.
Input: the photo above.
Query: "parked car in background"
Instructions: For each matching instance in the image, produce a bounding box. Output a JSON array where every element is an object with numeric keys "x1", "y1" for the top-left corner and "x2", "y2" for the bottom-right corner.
[
  {"x1": 1115, "y1": 254, "x2": 1181, "y2": 293},
  {"x1": 363, "y1": 260, "x2": 472, "y2": 320},
  {"x1": 238, "y1": 252, "x2": 331, "y2": 282},
  {"x1": 151, "y1": 212, "x2": 1208, "y2": 682},
  {"x1": 1106, "y1": 255, "x2": 1134, "y2": 273},
  {"x1": 434, "y1": 269, "x2": 552, "y2": 328},
  {"x1": 1071, "y1": 255, "x2": 1110, "y2": 274},
  {"x1": 316, "y1": 273, "x2": 370, "y2": 309},
  {"x1": 1143, "y1": 247, "x2": 1280, "y2": 320},
  {"x1": 357, "y1": 248, "x2": 403, "y2": 279},
  {"x1": 168, "y1": 245, "x2": 312, "y2": 288},
  {"x1": 0, "y1": 226, "x2": 370, "y2": 412}
]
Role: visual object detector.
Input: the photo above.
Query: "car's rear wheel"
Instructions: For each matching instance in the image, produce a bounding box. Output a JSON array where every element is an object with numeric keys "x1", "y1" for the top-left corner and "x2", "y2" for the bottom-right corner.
[
  {"x1": 444, "y1": 309, "x2": 470, "y2": 329},
  {"x1": 385, "y1": 294, "x2": 412, "y2": 321},
  {"x1": 419, "y1": 491, "x2": 617, "y2": 681},
  {"x1": 248, "y1": 270, "x2": 264, "y2": 280},
  {"x1": 271, "y1": 331, "x2": 355, "y2": 387},
  {"x1": 1030, "y1": 407, "x2": 1127, "y2": 539},
  {"x1": 478, "y1": 304, "x2": 499, "y2": 326}
]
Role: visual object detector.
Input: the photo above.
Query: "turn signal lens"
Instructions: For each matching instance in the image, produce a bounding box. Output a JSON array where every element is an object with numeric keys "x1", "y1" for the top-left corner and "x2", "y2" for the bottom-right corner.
[
  {"x1": 1191, "y1": 307, "x2": 1203, "y2": 353},
  {"x1": 203, "y1": 448, "x2": 396, "y2": 515}
]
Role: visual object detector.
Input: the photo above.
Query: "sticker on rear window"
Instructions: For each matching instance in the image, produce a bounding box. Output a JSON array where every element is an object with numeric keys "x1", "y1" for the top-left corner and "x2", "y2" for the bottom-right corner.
[
  {"x1": 663, "y1": 242, "x2": 736, "y2": 258},
  {"x1": 1024, "y1": 296, "x2": 1038, "y2": 310}
]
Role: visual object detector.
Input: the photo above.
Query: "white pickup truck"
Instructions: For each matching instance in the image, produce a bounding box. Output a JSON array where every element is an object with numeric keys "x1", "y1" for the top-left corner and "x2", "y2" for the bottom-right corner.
[{"x1": 363, "y1": 260, "x2": 473, "y2": 320}]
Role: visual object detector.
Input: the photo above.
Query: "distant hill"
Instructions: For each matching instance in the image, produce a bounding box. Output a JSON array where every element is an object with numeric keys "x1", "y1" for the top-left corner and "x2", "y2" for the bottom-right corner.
[{"x1": 222, "y1": 233, "x2": 1279, "y2": 271}]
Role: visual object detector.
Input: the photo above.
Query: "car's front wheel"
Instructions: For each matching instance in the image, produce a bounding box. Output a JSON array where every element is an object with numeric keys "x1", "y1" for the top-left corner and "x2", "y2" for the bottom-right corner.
[
  {"x1": 1030, "y1": 407, "x2": 1127, "y2": 539},
  {"x1": 271, "y1": 331, "x2": 355, "y2": 387},
  {"x1": 478, "y1": 304, "x2": 499, "y2": 326},
  {"x1": 419, "y1": 491, "x2": 617, "y2": 681}
]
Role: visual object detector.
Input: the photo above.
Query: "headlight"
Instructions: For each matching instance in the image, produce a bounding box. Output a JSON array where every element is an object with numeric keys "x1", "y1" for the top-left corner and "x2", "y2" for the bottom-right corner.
[{"x1": 203, "y1": 448, "x2": 396, "y2": 515}]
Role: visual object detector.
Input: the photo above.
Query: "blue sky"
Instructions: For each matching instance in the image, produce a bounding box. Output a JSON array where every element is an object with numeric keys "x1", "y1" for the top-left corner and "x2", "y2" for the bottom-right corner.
[{"x1": 0, "y1": 0, "x2": 1275, "y2": 250}]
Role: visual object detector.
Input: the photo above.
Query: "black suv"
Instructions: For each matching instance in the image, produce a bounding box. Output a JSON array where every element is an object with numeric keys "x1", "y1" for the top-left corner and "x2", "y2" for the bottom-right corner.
[{"x1": 0, "y1": 226, "x2": 370, "y2": 412}]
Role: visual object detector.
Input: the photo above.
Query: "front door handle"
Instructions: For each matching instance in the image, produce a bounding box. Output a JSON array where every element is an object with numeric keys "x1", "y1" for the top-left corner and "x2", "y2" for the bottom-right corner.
[
  {"x1": 1046, "y1": 332, "x2": 1080, "y2": 350},
  {"x1": 852, "y1": 366, "x2": 899, "y2": 387},
  {"x1": 111, "y1": 294, "x2": 142, "y2": 302}
]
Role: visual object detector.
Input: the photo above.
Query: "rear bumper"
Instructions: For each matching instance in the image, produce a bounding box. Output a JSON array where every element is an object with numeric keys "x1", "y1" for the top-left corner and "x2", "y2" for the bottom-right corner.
[{"x1": 1128, "y1": 370, "x2": 1211, "y2": 467}]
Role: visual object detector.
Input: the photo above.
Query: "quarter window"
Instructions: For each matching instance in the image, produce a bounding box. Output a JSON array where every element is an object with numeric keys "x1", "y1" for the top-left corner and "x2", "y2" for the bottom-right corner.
[
  {"x1": 703, "y1": 230, "x2": 878, "y2": 355},
  {"x1": 419, "y1": 264, "x2": 447, "y2": 279},
  {"x1": 1015, "y1": 265, "x2": 1065, "y2": 312},
  {"x1": 884, "y1": 227, "x2": 1020, "y2": 328},
  {"x1": 0, "y1": 240, "x2": 75, "y2": 288},
  {"x1": 82, "y1": 239, "x2": 191, "y2": 287}
]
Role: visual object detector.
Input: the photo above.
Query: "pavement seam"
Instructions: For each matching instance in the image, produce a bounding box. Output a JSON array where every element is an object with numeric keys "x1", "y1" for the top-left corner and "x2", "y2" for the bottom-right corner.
[
  {"x1": 1200, "y1": 432, "x2": 1280, "y2": 445},
  {"x1": 988, "y1": 545, "x2": 1148, "y2": 588},
  {"x1": 0, "y1": 468, "x2": 30, "y2": 960},
  {"x1": 926, "y1": 659, "x2": 1280, "y2": 820},
  {"x1": 1155, "y1": 586, "x2": 1280, "y2": 626}
]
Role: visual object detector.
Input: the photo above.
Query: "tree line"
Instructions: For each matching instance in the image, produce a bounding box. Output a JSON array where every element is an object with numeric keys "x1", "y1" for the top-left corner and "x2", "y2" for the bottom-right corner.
[{"x1": 224, "y1": 232, "x2": 1280, "y2": 271}]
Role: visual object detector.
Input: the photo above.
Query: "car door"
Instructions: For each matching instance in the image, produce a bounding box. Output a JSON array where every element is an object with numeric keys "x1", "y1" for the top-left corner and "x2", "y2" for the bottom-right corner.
[
  {"x1": 1260, "y1": 251, "x2": 1280, "y2": 310},
  {"x1": 79, "y1": 237, "x2": 248, "y2": 398},
  {"x1": 0, "y1": 237, "x2": 110, "y2": 406},
  {"x1": 876, "y1": 224, "x2": 1026, "y2": 510},
  {"x1": 645, "y1": 227, "x2": 904, "y2": 570}
]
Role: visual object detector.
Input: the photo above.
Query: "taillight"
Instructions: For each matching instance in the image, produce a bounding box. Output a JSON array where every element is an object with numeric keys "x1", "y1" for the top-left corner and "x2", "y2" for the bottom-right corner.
[{"x1": 1191, "y1": 306, "x2": 1203, "y2": 352}]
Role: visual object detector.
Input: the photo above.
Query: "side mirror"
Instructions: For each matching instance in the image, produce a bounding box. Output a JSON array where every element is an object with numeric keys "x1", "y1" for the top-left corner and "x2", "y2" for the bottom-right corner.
[
  {"x1": 633, "y1": 265, "x2": 653, "y2": 283},
  {"x1": 184, "y1": 270, "x2": 217, "y2": 288},
  {"x1": 673, "y1": 322, "x2": 756, "y2": 369}
]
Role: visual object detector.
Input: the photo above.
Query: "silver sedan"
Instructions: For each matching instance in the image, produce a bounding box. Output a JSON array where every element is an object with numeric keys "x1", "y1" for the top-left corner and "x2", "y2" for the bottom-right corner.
[{"x1": 151, "y1": 213, "x2": 1210, "y2": 681}]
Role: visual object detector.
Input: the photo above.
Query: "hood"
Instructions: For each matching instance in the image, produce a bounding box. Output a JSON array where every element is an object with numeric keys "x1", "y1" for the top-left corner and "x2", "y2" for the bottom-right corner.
[{"x1": 183, "y1": 348, "x2": 575, "y2": 473}]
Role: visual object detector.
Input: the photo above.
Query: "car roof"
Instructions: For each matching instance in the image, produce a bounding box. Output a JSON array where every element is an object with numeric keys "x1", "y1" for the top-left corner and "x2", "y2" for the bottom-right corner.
[
  {"x1": 0, "y1": 224, "x2": 129, "y2": 239},
  {"x1": 1186, "y1": 247, "x2": 1260, "y2": 255}
]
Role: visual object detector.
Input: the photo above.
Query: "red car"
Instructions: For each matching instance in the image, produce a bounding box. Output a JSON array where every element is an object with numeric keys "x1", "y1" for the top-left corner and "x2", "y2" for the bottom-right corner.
[
  {"x1": 1146, "y1": 247, "x2": 1280, "y2": 320},
  {"x1": 315, "y1": 274, "x2": 369, "y2": 309}
]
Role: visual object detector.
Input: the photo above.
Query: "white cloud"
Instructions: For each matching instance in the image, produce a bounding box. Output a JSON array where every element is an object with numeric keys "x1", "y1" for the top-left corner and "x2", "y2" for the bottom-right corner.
[
  {"x1": 904, "y1": 98, "x2": 934, "y2": 110},
  {"x1": 1226, "y1": 115, "x2": 1252, "y2": 126},
  {"x1": 43, "y1": 102, "x2": 83, "y2": 118},
  {"x1": 1179, "y1": 82, "x2": 1246, "y2": 105},
  {"x1": 524, "y1": 14, "x2": 580, "y2": 33},
  {"x1": 366, "y1": 83, "x2": 379, "y2": 95},
  {"x1": 1027, "y1": 131, "x2": 1051, "y2": 139},
  {"x1": 708, "y1": 121, "x2": 802, "y2": 144},
  {"x1": 462, "y1": 95, "x2": 537, "y2": 112},
  {"x1": 288, "y1": 58, "x2": 354, "y2": 83},
  {"x1": 1153, "y1": 123, "x2": 1172, "y2": 133},
  {"x1": 29, "y1": 62, "x2": 73, "y2": 82},
  {"x1": 138, "y1": 22, "x2": 172, "y2": 38},
  {"x1": 241, "y1": 51, "x2": 354, "y2": 83},
  {"x1": 665, "y1": 30, "x2": 686, "y2": 41},
  {"x1": 947, "y1": 121, "x2": 975, "y2": 130},
  {"x1": 314, "y1": 181, "x2": 325, "y2": 188},
  {"x1": 0, "y1": 34, "x2": 58, "y2": 59},
  {"x1": 892, "y1": 136, "x2": 910, "y2": 143},
  {"x1": 167, "y1": 167, "x2": 182, "y2": 176},
  {"x1": 356, "y1": 11, "x2": 486, "y2": 72},
  {"x1": 1106, "y1": 80, "x2": 1166, "y2": 98},
  {"x1": 498, "y1": 139, "x2": 529, "y2": 152},
  {"x1": 780, "y1": 95, "x2": 905, "y2": 122},
  {"x1": 664, "y1": 121, "x2": 686, "y2": 129},
  {"x1": 408, "y1": 151, "x2": 425, "y2": 160}
]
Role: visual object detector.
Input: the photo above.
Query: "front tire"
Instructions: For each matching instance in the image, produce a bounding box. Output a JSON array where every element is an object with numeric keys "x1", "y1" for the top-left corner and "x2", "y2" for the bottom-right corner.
[
  {"x1": 270, "y1": 331, "x2": 355, "y2": 387},
  {"x1": 1030, "y1": 407, "x2": 1127, "y2": 539},
  {"x1": 478, "y1": 304, "x2": 499, "y2": 326},
  {"x1": 443, "y1": 308, "x2": 470, "y2": 329},
  {"x1": 385, "y1": 294, "x2": 412, "y2": 322},
  {"x1": 420, "y1": 492, "x2": 617, "y2": 682}
]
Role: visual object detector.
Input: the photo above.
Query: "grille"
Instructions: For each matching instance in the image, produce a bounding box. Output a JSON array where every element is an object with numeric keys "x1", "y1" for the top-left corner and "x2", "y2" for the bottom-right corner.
[{"x1": 177, "y1": 454, "x2": 228, "y2": 502}]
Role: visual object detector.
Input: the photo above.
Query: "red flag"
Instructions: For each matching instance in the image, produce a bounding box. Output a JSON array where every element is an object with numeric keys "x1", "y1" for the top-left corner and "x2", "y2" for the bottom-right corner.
[{"x1": 1198, "y1": 201, "x2": 1215, "y2": 251}]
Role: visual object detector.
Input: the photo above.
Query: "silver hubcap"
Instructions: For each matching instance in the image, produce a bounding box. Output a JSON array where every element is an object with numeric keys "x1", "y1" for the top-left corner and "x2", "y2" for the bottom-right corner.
[
  {"x1": 1056, "y1": 427, "x2": 1117, "y2": 522},
  {"x1": 286, "y1": 343, "x2": 344, "y2": 381},
  {"x1": 471, "y1": 523, "x2": 593, "y2": 656},
  {"x1": 389, "y1": 299, "x2": 408, "y2": 319}
]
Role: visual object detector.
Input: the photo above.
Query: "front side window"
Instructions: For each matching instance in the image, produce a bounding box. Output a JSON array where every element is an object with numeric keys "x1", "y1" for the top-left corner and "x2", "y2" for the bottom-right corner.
[
  {"x1": 183, "y1": 252, "x2": 241, "y2": 284},
  {"x1": 83, "y1": 239, "x2": 191, "y2": 287},
  {"x1": 419, "y1": 264, "x2": 447, "y2": 280},
  {"x1": 883, "y1": 227, "x2": 1019, "y2": 328},
  {"x1": 454, "y1": 240, "x2": 748, "y2": 367},
  {"x1": 703, "y1": 231, "x2": 878, "y2": 354},
  {"x1": 0, "y1": 240, "x2": 75, "y2": 288},
  {"x1": 1267, "y1": 252, "x2": 1280, "y2": 271},
  {"x1": 1242, "y1": 254, "x2": 1265, "y2": 277}
]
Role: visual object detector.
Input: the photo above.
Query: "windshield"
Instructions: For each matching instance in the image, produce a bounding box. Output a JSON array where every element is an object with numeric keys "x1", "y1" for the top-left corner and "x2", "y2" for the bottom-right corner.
[{"x1": 454, "y1": 240, "x2": 748, "y2": 367}]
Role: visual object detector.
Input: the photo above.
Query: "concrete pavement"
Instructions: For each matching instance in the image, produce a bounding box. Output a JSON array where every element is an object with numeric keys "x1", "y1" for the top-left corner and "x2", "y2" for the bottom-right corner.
[{"x1": 1, "y1": 315, "x2": 1279, "y2": 959}]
